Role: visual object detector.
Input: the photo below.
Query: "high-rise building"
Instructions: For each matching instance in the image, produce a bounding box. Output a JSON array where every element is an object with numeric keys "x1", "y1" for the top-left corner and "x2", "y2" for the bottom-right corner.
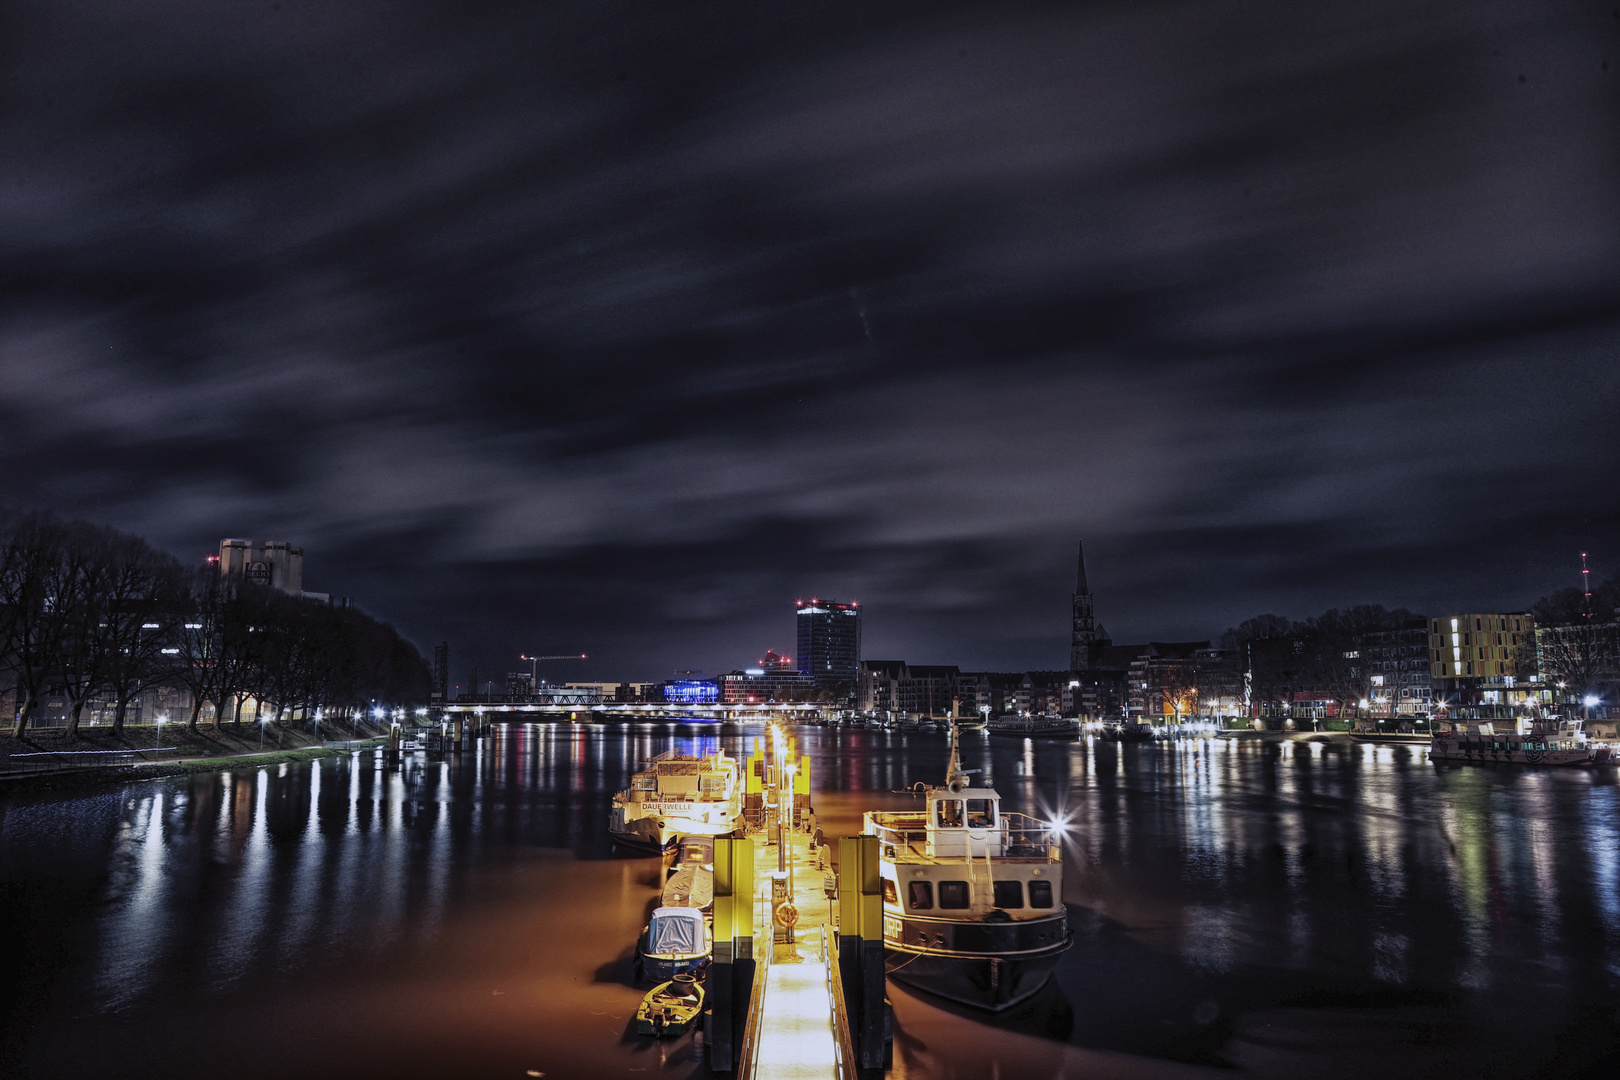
[
  {"x1": 797, "y1": 599, "x2": 861, "y2": 685},
  {"x1": 218, "y1": 539, "x2": 303, "y2": 595}
]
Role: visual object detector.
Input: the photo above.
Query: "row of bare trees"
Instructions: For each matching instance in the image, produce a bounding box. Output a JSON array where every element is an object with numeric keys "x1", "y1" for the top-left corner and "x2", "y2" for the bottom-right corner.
[
  {"x1": 2, "y1": 510, "x2": 428, "y2": 738},
  {"x1": 1220, "y1": 605, "x2": 1420, "y2": 722}
]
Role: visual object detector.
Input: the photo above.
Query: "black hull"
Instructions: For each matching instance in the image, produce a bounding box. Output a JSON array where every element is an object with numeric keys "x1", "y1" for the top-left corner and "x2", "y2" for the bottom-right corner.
[
  {"x1": 885, "y1": 946, "x2": 1066, "y2": 1011},
  {"x1": 882, "y1": 910, "x2": 1070, "y2": 1011}
]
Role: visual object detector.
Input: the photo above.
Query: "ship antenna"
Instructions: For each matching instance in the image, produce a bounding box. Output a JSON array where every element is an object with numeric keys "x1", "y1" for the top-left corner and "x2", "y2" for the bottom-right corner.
[{"x1": 945, "y1": 717, "x2": 969, "y2": 790}]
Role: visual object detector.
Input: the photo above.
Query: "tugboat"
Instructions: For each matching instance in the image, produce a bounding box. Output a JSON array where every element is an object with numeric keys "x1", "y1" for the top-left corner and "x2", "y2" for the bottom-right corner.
[
  {"x1": 1430, "y1": 717, "x2": 1611, "y2": 766},
  {"x1": 864, "y1": 724, "x2": 1071, "y2": 1011},
  {"x1": 609, "y1": 748, "x2": 742, "y2": 852},
  {"x1": 635, "y1": 973, "x2": 705, "y2": 1037}
]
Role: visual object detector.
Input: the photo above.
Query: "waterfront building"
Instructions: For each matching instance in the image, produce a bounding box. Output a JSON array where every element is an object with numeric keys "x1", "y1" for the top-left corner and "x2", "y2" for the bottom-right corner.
[
  {"x1": 797, "y1": 599, "x2": 862, "y2": 687},
  {"x1": 1428, "y1": 612, "x2": 1543, "y2": 720},
  {"x1": 662, "y1": 678, "x2": 720, "y2": 704},
  {"x1": 1534, "y1": 618, "x2": 1620, "y2": 735},
  {"x1": 1366, "y1": 618, "x2": 1433, "y2": 718},
  {"x1": 1124, "y1": 643, "x2": 1207, "y2": 722},
  {"x1": 1194, "y1": 647, "x2": 1245, "y2": 719},
  {"x1": 217, "y1": 538, "x2": 304, "y2": 595},
  {"x1": 856, "y1": 661, "x2": 962, "y2": 716},
  {"x1": 720, "y1": 650, "x2": 815, "y2": 703}
]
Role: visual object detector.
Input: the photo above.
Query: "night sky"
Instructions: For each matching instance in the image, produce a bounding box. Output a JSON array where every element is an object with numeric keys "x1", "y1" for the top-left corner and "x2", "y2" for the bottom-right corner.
[{"x1": 3, "y1": 1, "x2": 1617, "y2": 685}]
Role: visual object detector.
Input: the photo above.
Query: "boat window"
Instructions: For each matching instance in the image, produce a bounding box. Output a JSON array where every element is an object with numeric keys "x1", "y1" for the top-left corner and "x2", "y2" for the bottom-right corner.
[
  {"x1": 700, "y1": 776, "x2": 727, "y2": 791},
  {"x1": 992, "y1": 880, "x2": 1024, "y2": 909},
  {"x1": 966, "y1": 800, "x2": 996, "y2": 828},
  {"x1": 936, "y1": 800, "x2": 964, "y2": 828},
  {"x1": 1028, "y1": 880, "x2": 1054, "y2": 908},
  {"x1": 881, "y1": 878, "x2": 898, "y2": 905},
  {"x1": 635, "y1": 777, "x2": 657, "y2": 790},
  {"x1": 938, "y1": 881, "x2": 970, "y2": 909},
  {"x1": 908, "y1": 881, "x2": 934, "y2": 910}
]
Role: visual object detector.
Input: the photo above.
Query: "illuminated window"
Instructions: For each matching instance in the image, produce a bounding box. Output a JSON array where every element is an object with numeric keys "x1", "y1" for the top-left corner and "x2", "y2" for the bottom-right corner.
[{"x1": 882, "y1": 878, "x2": 898, "y2": 905}]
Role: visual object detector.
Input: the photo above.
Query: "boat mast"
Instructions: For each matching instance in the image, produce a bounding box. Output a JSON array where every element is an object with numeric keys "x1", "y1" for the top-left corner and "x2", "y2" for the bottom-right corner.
[{"x1": 945, "y1": 717, "x2": 968, "y2": 790}]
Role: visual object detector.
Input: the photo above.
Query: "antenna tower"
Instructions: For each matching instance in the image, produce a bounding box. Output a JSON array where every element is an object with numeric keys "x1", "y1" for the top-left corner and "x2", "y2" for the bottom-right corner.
[{"x1": 1581, "y1": 552, "x2": 1593, "y2": 620}]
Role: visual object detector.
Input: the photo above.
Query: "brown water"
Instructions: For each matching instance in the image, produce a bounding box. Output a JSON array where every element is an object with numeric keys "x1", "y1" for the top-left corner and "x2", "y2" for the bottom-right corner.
[{"x1": 2, "y1": 725, "x2": 1618, "y2": 1079}]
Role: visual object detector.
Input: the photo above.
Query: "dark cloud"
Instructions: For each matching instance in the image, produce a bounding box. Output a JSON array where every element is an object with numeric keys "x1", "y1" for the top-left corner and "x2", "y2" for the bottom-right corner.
[{"x1": 2, "y1": 0, "x2": 1617, "y2": 681}]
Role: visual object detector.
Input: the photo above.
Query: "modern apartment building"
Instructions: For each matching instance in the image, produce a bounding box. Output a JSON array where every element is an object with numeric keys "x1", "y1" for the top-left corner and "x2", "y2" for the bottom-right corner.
[{"x1": 797, "y1": 599, "x2": 862, "y2": 686}]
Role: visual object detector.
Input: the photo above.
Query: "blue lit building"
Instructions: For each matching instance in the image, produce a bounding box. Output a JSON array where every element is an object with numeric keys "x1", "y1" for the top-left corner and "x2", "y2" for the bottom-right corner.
[
  {"x1": 663, "y1": 678, "x2": 720, "y2": 704},
  {"x1": 796, "y1": 599, "x2": 862, "y2": 687}
]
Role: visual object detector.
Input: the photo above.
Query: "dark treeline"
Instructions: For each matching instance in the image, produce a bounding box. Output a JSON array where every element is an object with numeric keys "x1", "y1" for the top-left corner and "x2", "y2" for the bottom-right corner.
[
  {"x1": 1218, "y1": 605, "x2": 1421, "y2": 719},
  {"x1": 1, "y1": 509, "x2": 429, "y2": 738}
]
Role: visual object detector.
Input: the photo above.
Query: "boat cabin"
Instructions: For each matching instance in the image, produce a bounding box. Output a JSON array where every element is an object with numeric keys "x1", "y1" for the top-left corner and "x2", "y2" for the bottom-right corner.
[{"x1": 925, "y1": 784, "x2": 1004, "y2": 858}]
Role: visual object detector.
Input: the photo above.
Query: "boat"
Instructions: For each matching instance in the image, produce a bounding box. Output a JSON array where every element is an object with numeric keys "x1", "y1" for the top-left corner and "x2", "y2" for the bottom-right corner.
[
  {"x1": 986, "y1": 714, "x2": 1079, "y2": 738},
  {"x1": 635, "y1": 905, "x2": 712, "y2": 983},
  {"x1": 634, "y1": 974, "x2": 705, "y2": 1037},
  {"x1": 609, "y1": 749, "x2": 742, "y2": 852},
  {"x1": 864, "y1": 724, "x2": 1072, "y2": 1011},
  {"x1": 1430, "y1": 719, "x2": 1612, "y2": 766},
  {"x1": 661, "y1": 864, "x2": 714, "y2": 910}
]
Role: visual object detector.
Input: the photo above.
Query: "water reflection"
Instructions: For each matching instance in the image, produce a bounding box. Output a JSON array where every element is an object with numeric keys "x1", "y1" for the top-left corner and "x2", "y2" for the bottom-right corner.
[{"x1": 2, "y1": 725, "x2": 1618, "y2": 1079}]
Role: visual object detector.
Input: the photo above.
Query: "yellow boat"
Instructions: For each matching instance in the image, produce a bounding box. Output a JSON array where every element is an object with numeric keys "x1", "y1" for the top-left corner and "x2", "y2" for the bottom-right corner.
[{"x1": 634, "y1": 974, "x2": 704, "y2": 1037}]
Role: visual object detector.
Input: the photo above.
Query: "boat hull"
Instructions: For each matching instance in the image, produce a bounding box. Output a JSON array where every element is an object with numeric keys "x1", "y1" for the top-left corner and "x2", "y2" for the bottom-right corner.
[
  {"x1": 1430, "y1": 740, "x2": 1601, "y2": 766},
  {"x1": 885, "y1": 944, "x2": 1067, "y2": 1011},
  {"x1": 883, "y1": 911, "x2": 1070, "y2": 1011}
]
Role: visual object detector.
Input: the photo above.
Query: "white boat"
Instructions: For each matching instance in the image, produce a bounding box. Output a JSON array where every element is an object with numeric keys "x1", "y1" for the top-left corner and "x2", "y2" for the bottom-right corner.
[
  {"x1": 864, "y1": 725, "x2": 1071, "y2": 1011},
  {"x1": 1430, "y1": 719, "x2": 1612, "y2": 766},
  {"x1": 986, "y1": 714, "x2": 1079, "y2": 738},
  {"x1": 609, "y1": 749, "x2": 742, "y2": 852}
]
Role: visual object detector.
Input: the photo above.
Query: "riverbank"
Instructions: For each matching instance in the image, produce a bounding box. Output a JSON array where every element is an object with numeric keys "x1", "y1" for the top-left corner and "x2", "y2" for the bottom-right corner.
[{"x1": 0, "y1": 723, "x2": 388, "y2": 792}]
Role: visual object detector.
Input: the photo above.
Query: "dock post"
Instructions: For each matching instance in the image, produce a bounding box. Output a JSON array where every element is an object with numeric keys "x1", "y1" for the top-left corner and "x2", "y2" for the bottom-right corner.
[
  {"x1": 839, "y1": 834, "x2": 888, "y2": 1070},
  {"x1": 709, "y1": 835, "x2": 756, "y2": 1072}
]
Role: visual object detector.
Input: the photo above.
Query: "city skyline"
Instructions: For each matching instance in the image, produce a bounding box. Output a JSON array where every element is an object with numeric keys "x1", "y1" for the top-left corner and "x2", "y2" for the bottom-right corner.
[{"x1": 2, "y1": 1, "x2": 1616, "y2": 684}]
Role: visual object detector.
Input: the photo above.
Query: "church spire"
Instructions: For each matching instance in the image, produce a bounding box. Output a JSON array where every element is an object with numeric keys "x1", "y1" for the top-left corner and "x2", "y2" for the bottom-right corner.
[{"x1": 1070, "y1": 536, "x2": 1096, "y2": 673}]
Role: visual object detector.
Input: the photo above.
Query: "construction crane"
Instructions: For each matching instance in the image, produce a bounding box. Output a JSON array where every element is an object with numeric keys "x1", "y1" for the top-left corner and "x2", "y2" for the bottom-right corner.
[{"x1": 520, "y1": 653, "x2": 587, "y2": 686}]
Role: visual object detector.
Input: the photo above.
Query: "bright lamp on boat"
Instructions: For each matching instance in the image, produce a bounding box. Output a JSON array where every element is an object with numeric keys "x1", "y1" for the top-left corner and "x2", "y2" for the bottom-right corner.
[{"x1": 1584, "y1": 695, "x2": 1600, "y2": 708}]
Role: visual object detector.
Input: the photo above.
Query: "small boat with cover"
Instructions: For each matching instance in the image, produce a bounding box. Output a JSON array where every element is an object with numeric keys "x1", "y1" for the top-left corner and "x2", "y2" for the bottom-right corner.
[{"x1": 635, "y1": 905, "x2": 711, "y2": 983}]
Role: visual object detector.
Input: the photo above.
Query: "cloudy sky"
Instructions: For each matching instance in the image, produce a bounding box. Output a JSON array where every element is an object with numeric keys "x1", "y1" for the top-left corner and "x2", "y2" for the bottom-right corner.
[{"x1": 2, "y1": 0, "x2": 1616, "y2": 685}]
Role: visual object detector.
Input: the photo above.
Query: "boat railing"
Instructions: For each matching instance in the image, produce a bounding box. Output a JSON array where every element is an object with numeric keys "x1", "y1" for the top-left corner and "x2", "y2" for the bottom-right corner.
[{"x1": 865, "y1": 811, "x2": 1058, "y2": 862}]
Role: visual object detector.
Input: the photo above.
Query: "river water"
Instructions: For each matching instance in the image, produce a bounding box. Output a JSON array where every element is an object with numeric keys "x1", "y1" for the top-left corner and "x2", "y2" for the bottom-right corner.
[{"x1": 2, "y1": 725, "x2": 1618, "y2": 1080}]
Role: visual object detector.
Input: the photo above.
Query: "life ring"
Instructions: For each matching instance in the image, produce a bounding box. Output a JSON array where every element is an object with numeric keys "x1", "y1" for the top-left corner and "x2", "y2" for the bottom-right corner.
[{"x1": 774, "y1": 901, "x2": 799, "y2": 928}]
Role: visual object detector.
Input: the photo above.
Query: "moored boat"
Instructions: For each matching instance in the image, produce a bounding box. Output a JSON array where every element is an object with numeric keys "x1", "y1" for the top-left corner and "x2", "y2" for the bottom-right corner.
[
  {"x1": 634, "y1": 974, "x2": 705, "y2": 1037},
  {"x1": 635, "y1": 905, "x2": 711, "y2": 983},
  {"x1": 609, "y1": 749, "x2": 742, "y2": 851},
  {"x1": 1430, "y1": 719, "x2": 1611, "y2": 766},
  {"x1": 864, "y1": 724, "x2": 1071, "y2": 1011},
  {"x1": 986, "y1": 714, "x2": 1079, "y2": 738}
]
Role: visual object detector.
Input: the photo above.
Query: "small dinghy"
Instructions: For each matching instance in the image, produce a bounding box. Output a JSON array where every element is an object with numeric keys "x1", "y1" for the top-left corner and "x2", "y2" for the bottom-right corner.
[{"x1": 635, "y1": 974, "x2": 704, "y2": 1037}]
